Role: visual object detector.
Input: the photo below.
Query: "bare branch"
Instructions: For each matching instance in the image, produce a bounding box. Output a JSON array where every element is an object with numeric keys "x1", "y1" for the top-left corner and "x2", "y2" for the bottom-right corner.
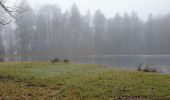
[
  {"x1": 0, "y1": 1, "x2": 15, "y2": 18},
  {"x1": 0, "y1": 18, "x2": 12, "y2": 25},
  {"x1": 0, "y1": 0, "x2": 27, "y2": 25}
]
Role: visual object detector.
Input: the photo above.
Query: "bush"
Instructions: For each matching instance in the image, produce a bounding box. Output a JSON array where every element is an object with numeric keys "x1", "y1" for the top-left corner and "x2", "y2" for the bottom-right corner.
[
  {"x1": 64, "y1": 59, "x2": 70, "y2": 63},
  {"x1": 51, "y1": 58, "x2": 60, "y2": 63},
  {"x1": 137, "y1": 64, "x2": 142, "y2": 71},
  {"x1": 137, "y1": 64, "x2": 158, "y2": 73}
]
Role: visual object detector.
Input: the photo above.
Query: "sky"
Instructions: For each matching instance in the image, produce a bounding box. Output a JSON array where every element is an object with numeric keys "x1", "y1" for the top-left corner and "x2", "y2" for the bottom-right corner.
[{"x1": 7, "y1": 0, "x2": 170, "y2": 20}]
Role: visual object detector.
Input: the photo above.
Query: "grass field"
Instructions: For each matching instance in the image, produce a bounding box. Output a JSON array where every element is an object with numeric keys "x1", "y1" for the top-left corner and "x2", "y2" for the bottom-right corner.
[{"x1": 0, "y1": 62, "x2": 170, "y2": 100}]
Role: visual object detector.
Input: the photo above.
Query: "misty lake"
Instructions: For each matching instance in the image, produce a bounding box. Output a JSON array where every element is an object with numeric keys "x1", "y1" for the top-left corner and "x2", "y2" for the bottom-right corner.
[{"x1": 64, "y1": 55, "x2": 170, "y2": 71}]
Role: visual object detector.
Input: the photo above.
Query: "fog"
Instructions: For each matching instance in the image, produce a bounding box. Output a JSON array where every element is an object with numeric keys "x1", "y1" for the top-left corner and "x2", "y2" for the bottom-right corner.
[
  {"x1": 7, "y1": 0, "x2": 170, "y2": 20},
  {"x1": 1, "y1": 0, "x2": 170, "y2": 69},
  {"x1": 30, "y1": 0, "x2": 170, "y2": 20}
]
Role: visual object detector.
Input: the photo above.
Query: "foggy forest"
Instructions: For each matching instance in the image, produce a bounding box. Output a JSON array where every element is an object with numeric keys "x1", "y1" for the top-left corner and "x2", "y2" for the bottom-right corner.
[{"x1": 0, "y1": 0, "x2": 170, "y2": 62}]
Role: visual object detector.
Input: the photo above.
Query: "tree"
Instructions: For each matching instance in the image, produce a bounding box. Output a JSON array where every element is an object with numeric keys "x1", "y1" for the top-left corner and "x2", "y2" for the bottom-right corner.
[
  {"x1": 61, "y1": 10, "x2": 71, "y2": 50},
  {"x1": 80, "y1": 10, "x2": 93, "y2": 54},
  {"x1": 0, "y1": 25, "x2": 5, "y2": 61},
  {"x1": 93, "y1": 10, "x2": 106, "y2": 54},
  {"x1": 0, "y1": 0, "x2": 25, "y2": 25},
  {"x1": 69, "y1": 3, "x2": 82, "y2": 50},
  {"x1": 145, "y1": 14, "x2": 155, "y2": 54},
  {"x1": 51, "y1": 5, "x2": 62, "y2": 49},
  {"x1": 34, "y1": 6, "x2": 49, "y2": 59},
  {"x1": 106, "y1": 13, "x2": 122, "y2": 53},
  {"x1": 15, "y1": 0, "x2": 34, "y2": 61},
  {"x1": 34, "y1": 4, "x2": 63, "y2": 60},
  {"x1": 0, "y1": 7, "x2": 5, "y2": 61},
  {"x1": 130, "y1": 11, "x2": 144, "y2": 54}
]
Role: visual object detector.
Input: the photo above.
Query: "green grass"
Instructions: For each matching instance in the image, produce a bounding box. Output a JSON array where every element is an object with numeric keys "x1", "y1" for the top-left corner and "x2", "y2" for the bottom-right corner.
[{"x1": 0, "y1": 62, "x2": 170, "y2": 100}]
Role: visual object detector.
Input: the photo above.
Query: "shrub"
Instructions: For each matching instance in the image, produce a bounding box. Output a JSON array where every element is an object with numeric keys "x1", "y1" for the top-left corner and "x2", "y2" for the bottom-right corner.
[
  {"x1": 143, "y1": 65, "x2": 149, "y2": 72},
  {"x1": 137, "y1": 64, "x2": 142, "y2": 71},
  {"x1": 137, "y1": 64, "x2": 158, "y2": 73},
  {"x1": 64, "y1": 59, "x2": 70, "y2": 63},
  {"x1": 51, "y1": 58, "x2": 60, "y2": 63}
]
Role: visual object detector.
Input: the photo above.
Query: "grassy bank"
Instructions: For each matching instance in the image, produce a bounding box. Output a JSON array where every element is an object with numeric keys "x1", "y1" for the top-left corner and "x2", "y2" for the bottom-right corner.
[{"x1": 0, "y1": 62, "x2": 170, "y2": 99}]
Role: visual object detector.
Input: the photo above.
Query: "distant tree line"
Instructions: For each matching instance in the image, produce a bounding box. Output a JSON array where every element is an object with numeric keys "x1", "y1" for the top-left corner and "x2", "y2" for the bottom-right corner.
[{"x1": 0, "y1": 1, "x2": 170, "y2": 61}]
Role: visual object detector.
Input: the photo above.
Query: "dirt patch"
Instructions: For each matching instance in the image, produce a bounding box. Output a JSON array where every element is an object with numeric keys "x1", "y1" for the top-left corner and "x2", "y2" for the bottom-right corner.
[
  {"x1": 25, "y1": 83, "x2": 47, "y2": 87},
  {"x1": 0, "y1": 75, "x2": 15, "y2": 80},
  {"x1": 117, "y1": 96, "x2": 153, "y2": 100}
]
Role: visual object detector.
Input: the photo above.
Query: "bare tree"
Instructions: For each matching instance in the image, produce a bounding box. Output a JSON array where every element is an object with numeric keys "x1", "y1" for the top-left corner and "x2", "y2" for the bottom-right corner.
[{"x1": 0, "y1": 0, "x2": 26, "y2": 25}]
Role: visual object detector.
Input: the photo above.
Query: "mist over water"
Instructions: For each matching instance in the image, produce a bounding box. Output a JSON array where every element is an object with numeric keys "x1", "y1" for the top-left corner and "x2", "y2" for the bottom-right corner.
[
  {"x1": 64, "y1": 55, "x2": 170, "y2": 66},
  {"x1": 65, "y1": 55, "x2": 170, "y2": 73}
]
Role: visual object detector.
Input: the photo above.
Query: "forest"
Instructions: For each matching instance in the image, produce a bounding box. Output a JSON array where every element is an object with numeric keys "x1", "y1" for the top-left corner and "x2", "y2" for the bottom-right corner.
[{"x1": 1, "y1": 0, "x2": 170, "y2": 61}]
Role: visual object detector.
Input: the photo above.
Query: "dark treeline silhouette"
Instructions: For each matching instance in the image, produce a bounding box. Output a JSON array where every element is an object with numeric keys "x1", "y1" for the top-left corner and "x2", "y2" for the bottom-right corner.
[{"x1": 1, "y1": 1, "x2": 170, "y2": 61}]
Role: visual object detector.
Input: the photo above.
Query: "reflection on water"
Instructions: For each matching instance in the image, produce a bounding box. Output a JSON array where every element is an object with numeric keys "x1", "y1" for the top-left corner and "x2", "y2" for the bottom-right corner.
[{"x1": 66, "y1": 55, "x2": 170, "y2": 68}]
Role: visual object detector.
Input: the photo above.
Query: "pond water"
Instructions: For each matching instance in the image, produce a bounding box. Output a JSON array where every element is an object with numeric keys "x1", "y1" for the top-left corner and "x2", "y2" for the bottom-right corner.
[{"x1": 66, "y1": 55, "x2": 170, "y2": 70}]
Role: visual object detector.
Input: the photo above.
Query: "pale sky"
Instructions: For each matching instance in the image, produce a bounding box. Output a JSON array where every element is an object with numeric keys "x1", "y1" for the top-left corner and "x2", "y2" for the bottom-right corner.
[{"x1": 8, "y1": 0, "x2": 170, "y2": 20}]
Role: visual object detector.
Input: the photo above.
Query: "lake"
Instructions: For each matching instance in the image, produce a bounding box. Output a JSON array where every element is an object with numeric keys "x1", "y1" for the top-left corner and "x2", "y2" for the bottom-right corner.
[{"x1": 65, "y1": 55, "x2": 170, "y2": 72}]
